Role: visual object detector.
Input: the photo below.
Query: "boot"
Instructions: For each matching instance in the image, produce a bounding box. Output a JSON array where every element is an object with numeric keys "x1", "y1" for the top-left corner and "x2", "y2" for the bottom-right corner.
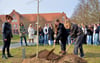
[
  {"x1": 7, "y1": 54, "x2": 13, "y2": 57},
  {"x1": 2, "y1": 54, "x2": 8, "y2": 59}
]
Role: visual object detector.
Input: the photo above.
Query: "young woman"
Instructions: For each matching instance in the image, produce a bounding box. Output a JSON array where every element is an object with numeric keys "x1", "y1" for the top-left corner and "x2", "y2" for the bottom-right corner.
[
  {"x1": 93, "y1": 24, "x2": 99, "y2": 45},
  {"x1": 48, "y1": 24, "x2": 54, "y2": 45},
  {"x1": 39, "y1": 26, "x2": 44, "y2": 45},
  {"x1": 87, "y1": 25, "x2": 93, "y2": 45},
  {"x1": 28, "y1": 24, "x2": 35, "y2": 45},
  {"x1": 19, "y1": 23, "x2": 28, "y2": 46}
]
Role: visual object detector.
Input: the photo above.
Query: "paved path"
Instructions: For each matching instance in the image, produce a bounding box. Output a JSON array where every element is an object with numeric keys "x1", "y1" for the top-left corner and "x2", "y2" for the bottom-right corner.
[
  {"x1": 0, "y1": 43, "x2": 21, "y2": 51},
  {"x1": 0, "y1": 36, "x2": 38, "y2": 51}
]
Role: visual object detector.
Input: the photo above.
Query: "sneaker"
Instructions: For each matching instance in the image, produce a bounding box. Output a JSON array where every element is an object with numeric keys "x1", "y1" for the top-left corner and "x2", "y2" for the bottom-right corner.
[{"x1": 2, "y1": 55, "x2": 8, "y2": 59}]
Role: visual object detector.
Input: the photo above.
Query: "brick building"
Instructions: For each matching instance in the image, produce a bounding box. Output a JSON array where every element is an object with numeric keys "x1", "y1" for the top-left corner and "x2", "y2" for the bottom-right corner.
[{"x1": 0, "y1": 10, "x2": 68, "y2": 34}]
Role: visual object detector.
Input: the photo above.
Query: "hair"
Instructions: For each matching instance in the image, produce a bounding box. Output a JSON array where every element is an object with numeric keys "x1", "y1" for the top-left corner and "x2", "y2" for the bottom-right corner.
[
  {"x1": 20, "y1": 23, "x2": 24, "y2": 26},
  {"x1": 56, "y1": 19, "x2": 60, "y2": 22},
  {"x1": 64, "y1": 20, "x2": 71, "y2": 29},
  {"x1": 29, "y1": 24, "x2": 32, "y2": 27},
  {"x1": 39, "y1": 26, "x2": 42, "y2": 31},
  {"x1": 54, "y1": 24, "x2": 58, "y2": 34},
  {"x1": 6, "y1": 15, "x2": 13, "y2": 20}
]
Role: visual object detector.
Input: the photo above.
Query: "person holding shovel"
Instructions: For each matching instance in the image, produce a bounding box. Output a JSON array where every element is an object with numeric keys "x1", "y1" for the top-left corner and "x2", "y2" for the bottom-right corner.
[
  {"x1": 54, "y1": 19, "x2": 68, "y2": 55},
  {"x1": 70, "y1": 23, "x2": 84, "y2": 58}
]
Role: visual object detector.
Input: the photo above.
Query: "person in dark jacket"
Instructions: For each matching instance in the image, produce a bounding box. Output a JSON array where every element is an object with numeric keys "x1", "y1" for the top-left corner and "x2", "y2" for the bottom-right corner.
[
  {"x1": 2, "y1": 15, "x2": 13, "y2": 59},
  {"x1": 86, "y1": 25, "x2": 93, "y2": 45},
  {"x1": 39, "y1": 26, "x2": 44, "y2": 45},
  {"x1": 19, "y1": 23, "x2": 28, "y2": 46},
  {"x1": 70, "y1": 24, "x2": 84, "y2": 58},
  {"x1": 48, "y1": 24, "x2": 54, "y2": 45},
  {"x1": 54, "y1": 19, "x2": 68, "y2": 55}
]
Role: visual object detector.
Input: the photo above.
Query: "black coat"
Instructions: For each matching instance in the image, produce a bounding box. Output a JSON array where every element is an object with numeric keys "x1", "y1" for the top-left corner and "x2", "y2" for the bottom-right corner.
[
  {"x1": 70, "y1": 24, "x2": 83, "y2": 38},
  {"x1": 2, "y1": 22, "x2": 13, "y2": 39},
  {"x1": 87, "y1": 28, "x2": 93, "y2": 35},
  {"x1": 39, "y1": 29, "x2": 44, "y2": 37},
  {"x1": 56, "y1": 23, "x2": 68, "y2": 41},
  {"x1": 48, "y1": 27, "x2": 54, "y2": 40}
]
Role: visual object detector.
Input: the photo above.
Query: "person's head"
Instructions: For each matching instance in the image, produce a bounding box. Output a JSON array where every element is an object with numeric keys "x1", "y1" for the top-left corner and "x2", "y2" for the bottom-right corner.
[
  {"x1": 94, "y1": 24, "x2": 96, "y2": 27},
  {"x1": 88, "y1": 24, "x2": 91, "y2": 28},
  {"x1": 29, "y1": 24, "x2": 32, "y2": 27},
  {"x1": 97, "y1": 24, "x2": 99, "y2": 26},
  {"x1": 20, "y1": 23, "x2": 24, "y2": 26},
  {"x1": 6, "y1": 15, "x2": 13, "y2": 23},
  {"x1": 45, "y1": 24, "x2": 47, "y2": 27},
  {"x1": 78, "y1": 24, "x2": 81, "y2": 27},
  {"x1": 39, "y1": 26, "x2": 42, "y2": 31},
  {"x1": 64, "y1": 20, "x2": 71, "y2": 29},
  {"x1": 55, "y1": 19, "x2": 60, "y2": 26},
  {"x1": 49, "y1": 23, "x2": 53, "y2": 29}
]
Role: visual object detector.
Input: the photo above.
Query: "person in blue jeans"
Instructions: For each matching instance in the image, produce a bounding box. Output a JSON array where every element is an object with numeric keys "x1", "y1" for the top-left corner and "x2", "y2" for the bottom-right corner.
[
  {"x1": 87, "y1": 25, "x2": 93, "y2": 45},
  {"x1": 48, "y1": 24, "x2": 54, "y2": 45},
  {"x1": 97, "y1": 24, "x2": 100, "y2": 45},
  {"x1": 43, "y1": 24, "x2": 48, "y2": 45},
  {"x1": 39, "y1": 26, "x2": 44, "y2": 45},
  {"x1": 19, "y1": 23, "x2": 28, "y2": 46},
  {"x1": 70, "y1": 24, "x2": 84, "y2": 58},
  {"x1": 93, "y1": 24, "x2": 99, "y2": 45}
]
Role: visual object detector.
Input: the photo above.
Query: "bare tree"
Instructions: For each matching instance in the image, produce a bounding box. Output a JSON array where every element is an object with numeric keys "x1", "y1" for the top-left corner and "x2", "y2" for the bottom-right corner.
[{"x1": 71, "y1": 0, "x2": 100, "y2": 24}]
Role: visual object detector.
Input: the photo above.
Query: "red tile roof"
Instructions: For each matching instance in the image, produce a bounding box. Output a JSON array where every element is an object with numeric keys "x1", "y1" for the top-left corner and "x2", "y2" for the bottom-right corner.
[{"x1": 0, "y1": 10, "x2": 68, "y2": 22}]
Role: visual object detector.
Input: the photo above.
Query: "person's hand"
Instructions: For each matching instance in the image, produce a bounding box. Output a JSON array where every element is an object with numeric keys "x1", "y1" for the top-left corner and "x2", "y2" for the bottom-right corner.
[
  {"x1": 23, "y1": 32, "x2": 25, "y2": 34},
  {"x1": 54, "y1": 40, "x2": 56, "y2": 43},
  {"x1": 4, "y1": 39, "x2": 7, "y2": 41},
  {"x1": 54, "y1": 34, "x2": 56, "y2": 38},
  {"x1": 32, "y1": 34, "x2": 34, "y2": 36}
]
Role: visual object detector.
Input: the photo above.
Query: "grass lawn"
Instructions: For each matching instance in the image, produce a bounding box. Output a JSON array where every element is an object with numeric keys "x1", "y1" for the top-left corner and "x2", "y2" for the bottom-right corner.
[{"x1": 0, "y1": 45, "x2": 100, "y2": 63}]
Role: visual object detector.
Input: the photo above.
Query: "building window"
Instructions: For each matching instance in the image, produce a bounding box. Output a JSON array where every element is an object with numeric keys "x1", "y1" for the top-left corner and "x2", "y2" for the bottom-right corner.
[
  {"x1": 62, "y1": 16, "x2": 65, "y2": 21},
  {"x1": 13, "y1": 24, "x2": 16, "y2": 29},
  {"x1": 12, "y1": 19, "x2": 17, "y2": 22},
  {"x1": 17, "y1": 24, "x2": 18, "y2": 28},
  {"x1": 12, "y1": 14, "x2": 17, "y2": 22}
]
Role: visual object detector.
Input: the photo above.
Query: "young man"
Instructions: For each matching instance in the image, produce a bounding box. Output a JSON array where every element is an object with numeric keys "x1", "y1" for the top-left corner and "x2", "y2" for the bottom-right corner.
[
  {"x1": 70, "y1": 24, "x2": 84, "y2": 58},
  {"x1": 2, "y1": 15, "x2": 13, "y2": 59},
  {"x1": 54, "y1": 19, "x2": 68, "y2": 55}
]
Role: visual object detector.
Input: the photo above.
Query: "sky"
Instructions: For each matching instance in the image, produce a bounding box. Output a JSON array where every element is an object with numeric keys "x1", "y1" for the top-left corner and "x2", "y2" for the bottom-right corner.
[{"x1": 0, "y1": 0, "x2": 79, "y2": 18}]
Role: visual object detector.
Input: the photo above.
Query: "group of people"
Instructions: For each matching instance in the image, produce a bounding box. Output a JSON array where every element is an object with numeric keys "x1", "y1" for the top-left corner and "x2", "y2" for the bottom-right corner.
[
  {"x1": 79, "y1": 23, "x2": 100, "y2": 46},
  {"x1": 19, "y1": 23, "x2": 35, "y2": 46},
  {"x1": 1, "y1": 15, "x2": 84, "y2": 59},
  {"x1": 2, "y1": 14, "x2": 100, "y2": 59}
]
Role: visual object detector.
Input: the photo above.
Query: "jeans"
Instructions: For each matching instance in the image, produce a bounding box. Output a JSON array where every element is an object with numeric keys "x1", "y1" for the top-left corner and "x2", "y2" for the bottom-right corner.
[
  {"x1": 44, "y1": 34, "x2": 48, "y2": 45},
  {"x1": 67, "y1": 35, "x2": 71, "y2": 45},
  {"x1": 87, "y1": 35, "x2": 92, "y2": 45},
  {"x1": 39, "y1": 35, "x2": 44, "y2": 45},
  {"x1": 74, "y1": 34, "x2": 84, "y2": 57},
  {"x1": 93, "y1": 33, "x2": 99, "y2": 45},
  {"x1": 20, "y1": 36, "x2": 27, "y2": 46},
  {"x1": 48, "y1": 40, "x2": 53, "y2": 45}
]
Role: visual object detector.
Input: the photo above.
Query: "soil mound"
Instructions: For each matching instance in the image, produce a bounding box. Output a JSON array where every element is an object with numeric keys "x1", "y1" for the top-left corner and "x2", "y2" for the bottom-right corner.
[
  {"x1": 57, "y1": 54, "x2": 87, "y2": 63},
  {"x1": 22, "y1": 49, "x2": 87, "y2": 63}
]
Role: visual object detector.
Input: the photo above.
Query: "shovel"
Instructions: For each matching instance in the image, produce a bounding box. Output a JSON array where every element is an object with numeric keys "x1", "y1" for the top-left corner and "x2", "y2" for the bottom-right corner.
[{"x1": 66, "y1": 38, "x2": 76, "y2": 52}]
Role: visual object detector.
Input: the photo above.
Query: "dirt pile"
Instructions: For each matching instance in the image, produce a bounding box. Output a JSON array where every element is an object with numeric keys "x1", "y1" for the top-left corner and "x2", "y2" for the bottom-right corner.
[
  {"x1": 22, "y1": 49, "x2": 87, "y2": 63},
  {"x1": 57, "y1": 54, "x2": 87, "y2": 63}
]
